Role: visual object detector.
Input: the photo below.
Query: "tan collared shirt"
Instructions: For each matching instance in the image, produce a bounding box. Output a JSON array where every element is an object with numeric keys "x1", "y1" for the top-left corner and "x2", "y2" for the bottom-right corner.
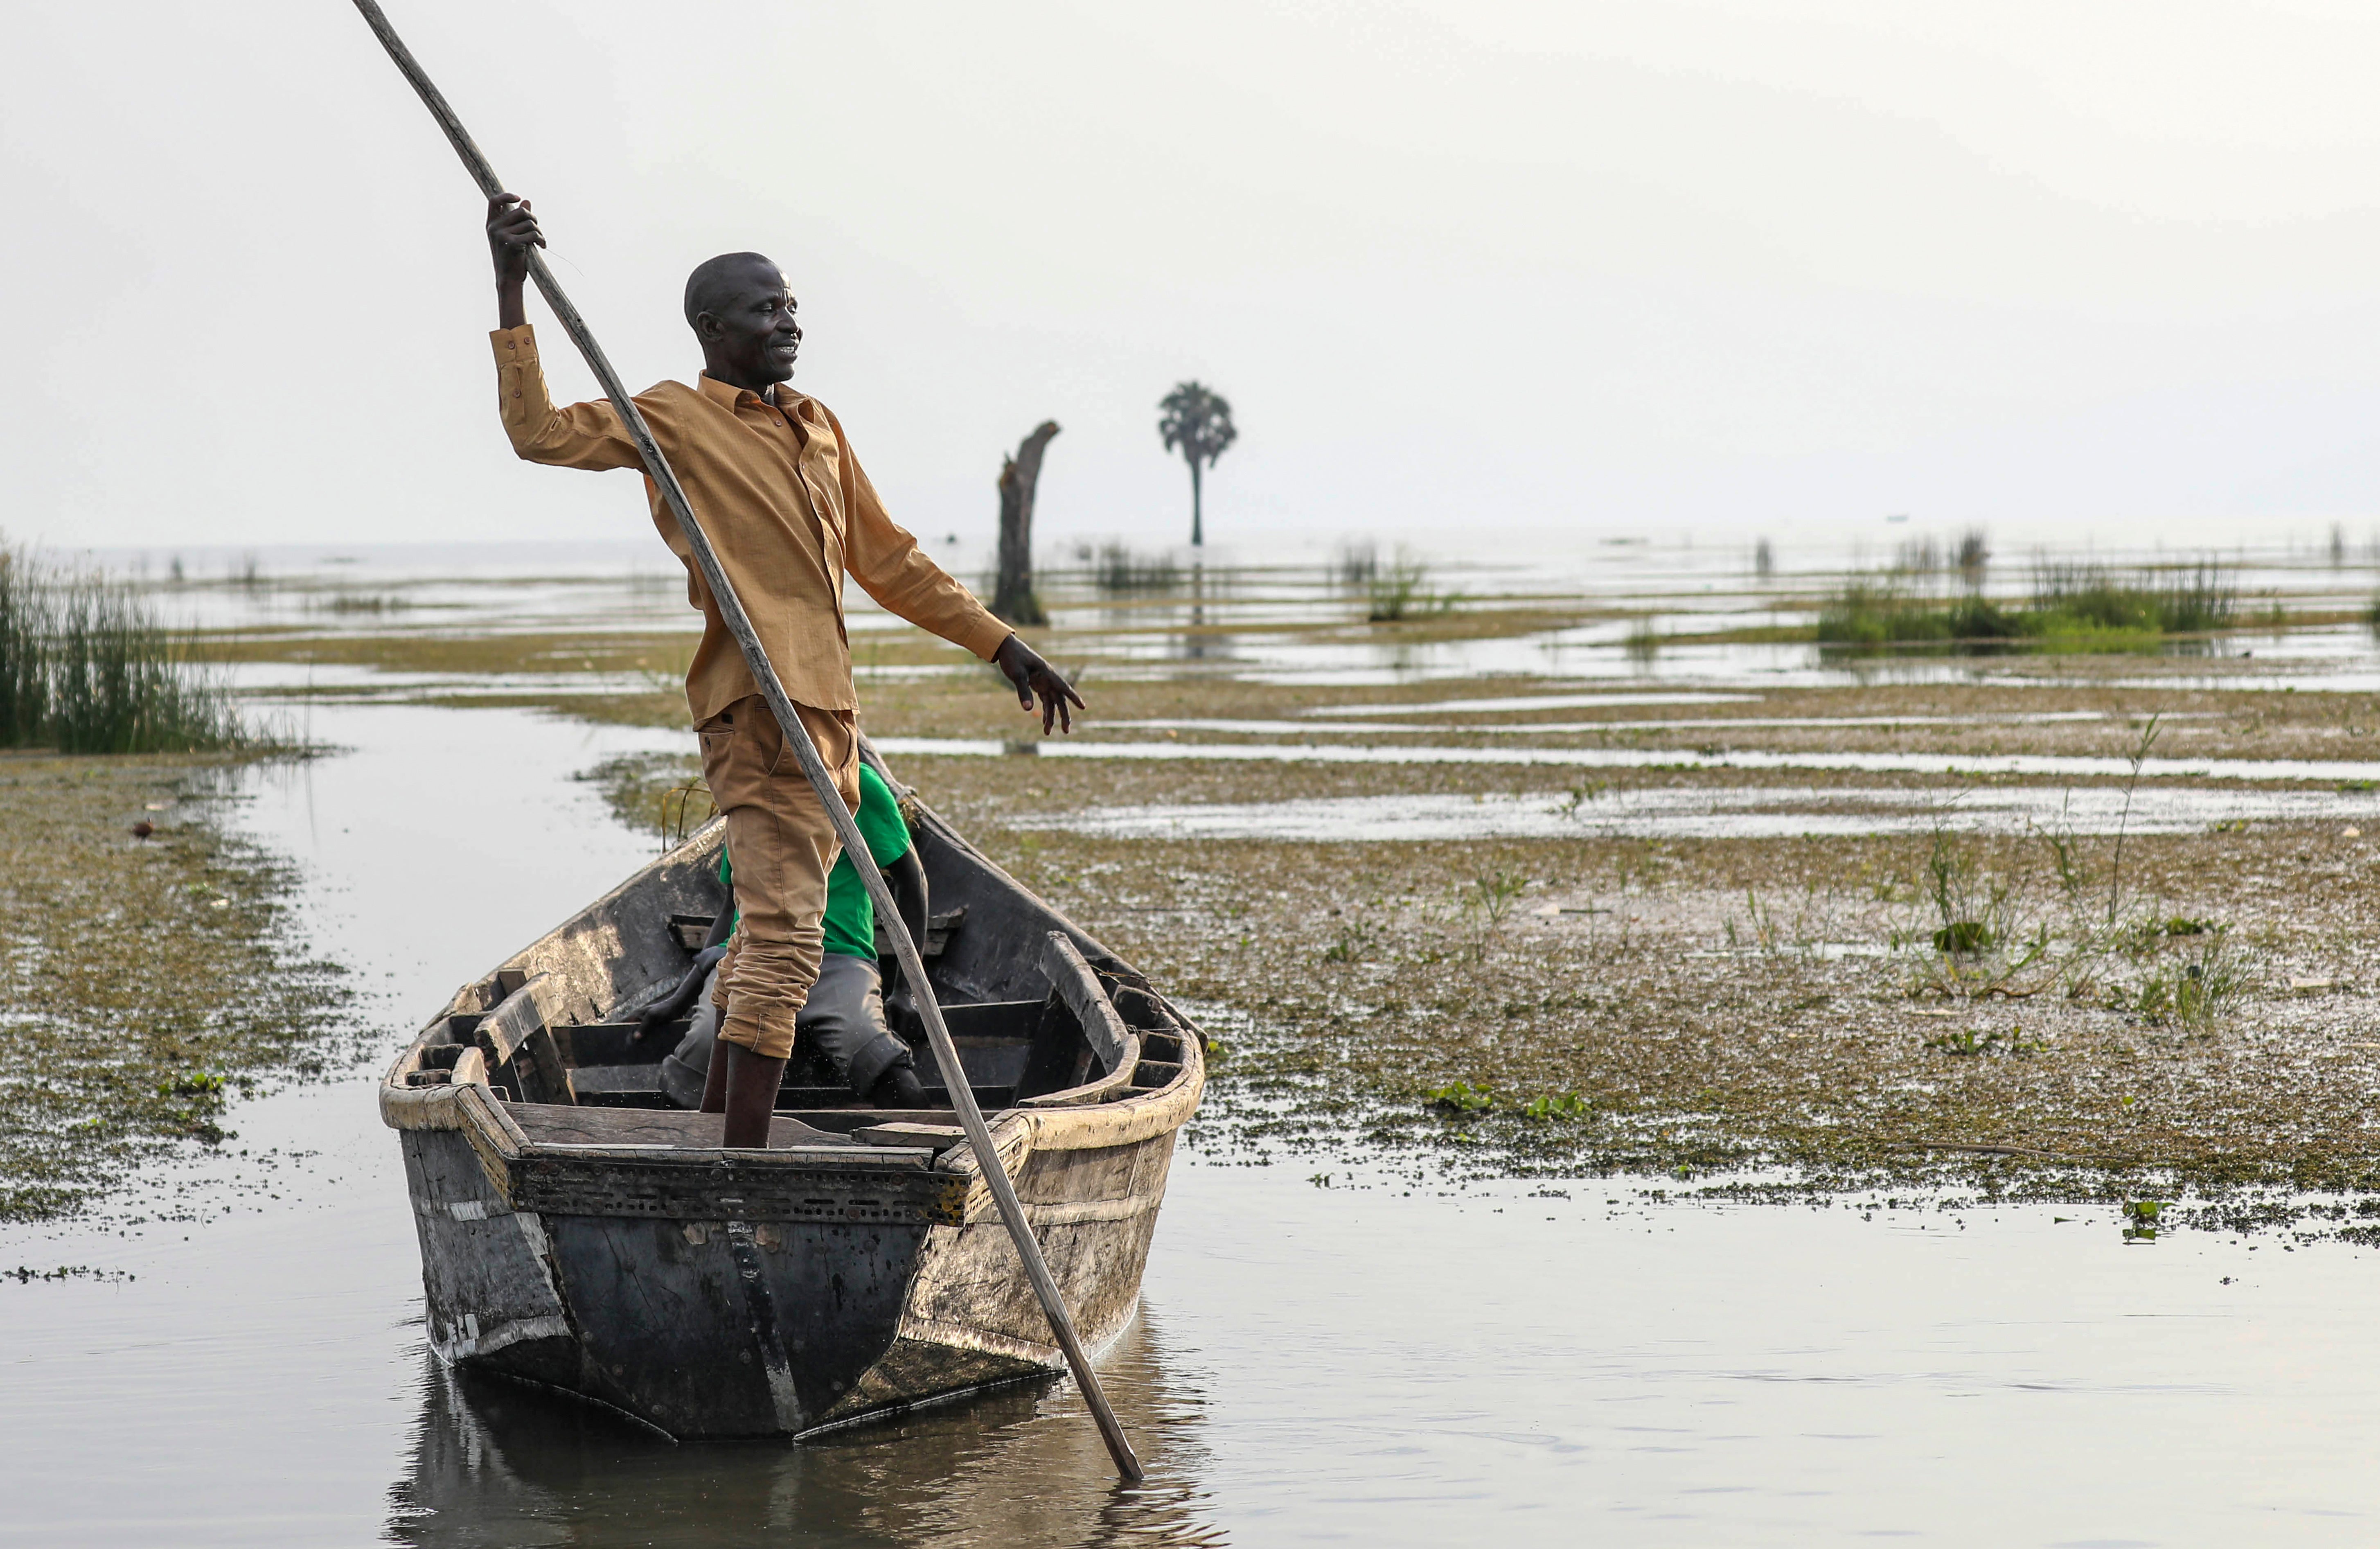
[{"x1": 491, "y1": 324, "x2": 1011, "y2": 720}]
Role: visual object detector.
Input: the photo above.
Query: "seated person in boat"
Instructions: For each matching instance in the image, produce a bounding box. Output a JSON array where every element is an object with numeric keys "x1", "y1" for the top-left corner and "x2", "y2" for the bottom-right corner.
[
  {"x1": 485, "y1": 194, "x2": 1082, "y2": 1146},
  {"x1": 640, "y1": 760, "x2": 932, "y2": 1108}
]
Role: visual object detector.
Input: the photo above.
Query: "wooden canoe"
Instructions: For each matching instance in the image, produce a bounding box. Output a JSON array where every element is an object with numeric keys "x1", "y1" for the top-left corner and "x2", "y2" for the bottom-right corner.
[{"x1": 377, "y1": 744, "x2": 1205, "y2": 1441}]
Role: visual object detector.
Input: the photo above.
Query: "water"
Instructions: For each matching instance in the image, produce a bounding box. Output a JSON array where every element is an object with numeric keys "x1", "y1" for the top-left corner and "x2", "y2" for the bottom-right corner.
[
  {"x1": 97, "y1": 533, "x2": 2380, "y2": 693},
  {"x1": 875, "y1": 735, "x2": 2380, "y2": 787},
  {"x1": 8, "y1": 545, "x2": 2380, "y2": 1543},
  {"x1": 1021, "y1": 782, "x2": 2380, "y2": 844}
]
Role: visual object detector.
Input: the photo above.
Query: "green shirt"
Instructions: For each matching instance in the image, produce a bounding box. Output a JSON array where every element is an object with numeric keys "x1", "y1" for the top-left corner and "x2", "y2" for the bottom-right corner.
[
  {"x1": 717, "y1": 763, "x2": 912, "y2": 959},
  {"x1": 824, "y1": 764, "x2": 912, "y2": 959}
]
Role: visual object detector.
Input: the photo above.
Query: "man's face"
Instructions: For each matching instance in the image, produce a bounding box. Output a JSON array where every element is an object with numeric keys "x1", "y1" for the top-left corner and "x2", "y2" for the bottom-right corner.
[{"x1": 698, "y1": 260, "x2": 802, "y2": 384}]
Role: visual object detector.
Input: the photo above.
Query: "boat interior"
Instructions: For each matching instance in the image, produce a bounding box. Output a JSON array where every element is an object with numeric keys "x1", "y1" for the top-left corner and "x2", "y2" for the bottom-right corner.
[{"x1": 392, "y1": 778, "x2": 1199, "y2": 1159}]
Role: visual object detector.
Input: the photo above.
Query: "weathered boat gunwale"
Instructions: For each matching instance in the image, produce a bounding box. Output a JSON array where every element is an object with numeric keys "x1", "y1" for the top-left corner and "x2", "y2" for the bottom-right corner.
[{"x1": 380, "y1": 761, "x2": 1205, "y2": 1440}]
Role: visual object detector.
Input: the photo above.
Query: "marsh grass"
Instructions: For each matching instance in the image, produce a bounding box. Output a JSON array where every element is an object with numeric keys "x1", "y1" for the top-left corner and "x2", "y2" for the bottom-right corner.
[
  {"x1": 580, "y1": 750, "x2": 709, "y2": 850},
  {"x1": 313, "y1": 590, "x2": 411, "y2": 615},
  {"x1": 1882, "y1": 801, "x2": 2263, "y2": 1028},
  {"x1": 1090, "y1": 543, "x2": 1179, "y2": 594},
  {"x1": 1816, "y1": 582, "x2": 2018, "y2": 647},
  {"x1": 1333, "y1": 542, "x2": 1379, "y2": 587},
  {"x1": 0, "y1": 547, "x2": 246, "y2": 754},
  {"x1": 1817, "y1": 559, "x2": 2238, "y2": 652},
  {"x1": 2031, "y1": 560, "x2": 2235, "y2": 636},
  {"x1": 1366, "y1": 551, "x2": 1458, "y2": 622}
]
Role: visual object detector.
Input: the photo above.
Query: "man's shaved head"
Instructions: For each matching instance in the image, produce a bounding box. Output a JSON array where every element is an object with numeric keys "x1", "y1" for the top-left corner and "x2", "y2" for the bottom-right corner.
[
  {"x1": 683, "y1": 252, "x2": 802, "y2": 390},
  {"x1": 684, "y1": 252, "x2": 782, "y2": 329}
]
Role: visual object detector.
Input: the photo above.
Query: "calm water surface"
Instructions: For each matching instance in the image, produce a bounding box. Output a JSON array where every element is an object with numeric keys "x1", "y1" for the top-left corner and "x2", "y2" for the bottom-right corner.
[{"x1": 5, "y1": 550, "x2": 2380, "y2": 1544}]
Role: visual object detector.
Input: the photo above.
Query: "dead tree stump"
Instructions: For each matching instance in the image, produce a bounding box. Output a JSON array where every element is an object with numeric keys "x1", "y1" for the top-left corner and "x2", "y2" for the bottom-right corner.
[{"x1": 993, "y1": 421, "x2": 1061, "y2": 626}]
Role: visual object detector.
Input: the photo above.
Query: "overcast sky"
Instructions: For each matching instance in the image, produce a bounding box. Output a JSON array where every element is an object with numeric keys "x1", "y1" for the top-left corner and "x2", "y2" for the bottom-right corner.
[{"x1": 8, "y1": 0, "x2": 2380, "y2": 557}]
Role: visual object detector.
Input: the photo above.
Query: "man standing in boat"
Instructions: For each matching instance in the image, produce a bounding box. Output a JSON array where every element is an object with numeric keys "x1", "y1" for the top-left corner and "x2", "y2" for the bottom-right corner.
[{"x1": 484, "y1": 194, "x2": 1083, "y2": 1148}]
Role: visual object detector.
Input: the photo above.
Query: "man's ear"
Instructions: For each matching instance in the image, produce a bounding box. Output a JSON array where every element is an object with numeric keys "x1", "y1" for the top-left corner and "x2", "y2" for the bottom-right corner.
[{"x1": 693, "y1": 311, "x2": 722, "y2": 343}]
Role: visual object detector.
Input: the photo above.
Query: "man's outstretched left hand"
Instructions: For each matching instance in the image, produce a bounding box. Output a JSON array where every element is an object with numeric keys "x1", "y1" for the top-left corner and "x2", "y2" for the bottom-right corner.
[{"x1": 994, "y1": 634, "x2": 1085, "y2": 734}]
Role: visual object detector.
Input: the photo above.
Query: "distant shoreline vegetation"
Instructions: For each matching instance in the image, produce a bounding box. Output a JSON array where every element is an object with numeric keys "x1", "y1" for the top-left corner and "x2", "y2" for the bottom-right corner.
[
  {"x1": 0, "y1": 541, "x2": 248, "y2": 754},
  {"x1": 1817, "y1": 560, "x2": 2238, "y2": 653}
]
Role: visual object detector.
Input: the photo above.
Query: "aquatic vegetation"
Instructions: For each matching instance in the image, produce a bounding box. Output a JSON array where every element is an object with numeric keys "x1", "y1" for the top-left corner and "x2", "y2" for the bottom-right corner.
[
  {"x1": 579, "y1": 750, "x2": 709, "y2": 849},
  {"x1": 2123, "y1": 929, "x2": 2249, "y2": 1030},
  {"x1": 1320, "y1": 919, "x2": 1379, "y2": 963},
  {"x1": 1554, "y1": 782, "x2": 1610, "y2": 818},
  {"x1": 1464, "y1": 868, "x2": 1528, "y2": 928},
  {"x1": 0, "y1": 543, "x2": 247, "y2": 754},
  {"x1": 1366, "y1": 552, "x2": 1457, "y2": 622},
  {"x1": 149, "y1": 544, "x2": 2380, "y2": 1228},
  {"x1": 1815, "y1": 580, "x2": 2017, "y2": 647},
  {"x1": 1091, "y1": 543, "x2": 1180, "y2": 595},
  {"x1": 1954, "y1": 528, "x2": 1990, "y2": 581},
  {"x1": 1333, "y1": 542, "x2": 1379, "y2": 586},
  {"x1": 0, "y1": 757, "x2": 356, "y2": 1221},
  {"x1": 1816, "y1": 560, "x2": 2238, "y2": 652},
  {"x1": 313, "y1": 589, "x2": 411, "y2": 614},
  {"x1": 1426, "y1": 1081, "x2": 1494, "y2": 1114}
]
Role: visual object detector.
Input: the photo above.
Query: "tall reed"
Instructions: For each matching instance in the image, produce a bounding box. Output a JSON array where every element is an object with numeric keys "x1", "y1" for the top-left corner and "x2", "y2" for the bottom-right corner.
[
  {"x1": 0, "y1": 543, "x2": 244, "y2": 754},
  {"x1": 0, "y1": 550, "x2": 49, "y2": 746},
  {"x1": 1093, "y1": 542, "x2": 1179, "y2": 594}
]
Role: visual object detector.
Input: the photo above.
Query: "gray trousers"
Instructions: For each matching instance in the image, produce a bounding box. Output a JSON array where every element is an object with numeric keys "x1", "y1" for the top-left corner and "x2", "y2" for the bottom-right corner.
[{"x1": 663, "y1": 952, "x2": 912, "y2": 1104}]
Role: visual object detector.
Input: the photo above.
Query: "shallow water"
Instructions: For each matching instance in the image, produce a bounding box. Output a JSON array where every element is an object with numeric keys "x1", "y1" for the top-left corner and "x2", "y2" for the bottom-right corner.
[
  {"x1": 875, "y1": 734, "x2": 2380, "y2": 787},
  {"x1": 11, "y1": 545, "x2": 2380, "y2": 1543},
  {"x1": 0, "y1": 695, "x2": 2373, "y2": 1545},
  {"x1": 1022, "y1": 782, "x2": 2380, "y2": 843},
  {"x1": 113, "y1": 533, "x2": 2380, "y2": 695}
]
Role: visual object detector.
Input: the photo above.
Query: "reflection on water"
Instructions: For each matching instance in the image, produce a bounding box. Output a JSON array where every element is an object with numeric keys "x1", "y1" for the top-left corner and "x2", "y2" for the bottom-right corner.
[
  {"x1": 388, "y1": 1311, "x2": 1223, "y2": 1549},
  {"x1": 95, "y1": 534, "x2": 2380, "y2": 696}
]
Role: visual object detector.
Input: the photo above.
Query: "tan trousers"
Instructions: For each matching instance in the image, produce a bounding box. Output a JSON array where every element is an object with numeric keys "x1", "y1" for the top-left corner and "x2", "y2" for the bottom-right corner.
[{"x1": 697, "y1": 694, "x2": 861, "y2": 1062}]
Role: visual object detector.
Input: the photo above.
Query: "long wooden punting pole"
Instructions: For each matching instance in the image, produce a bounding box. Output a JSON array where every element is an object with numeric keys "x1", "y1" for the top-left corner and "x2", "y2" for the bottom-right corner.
[{"x1": 349, "y1": 0, "x2": 1144, "y2": 1481}]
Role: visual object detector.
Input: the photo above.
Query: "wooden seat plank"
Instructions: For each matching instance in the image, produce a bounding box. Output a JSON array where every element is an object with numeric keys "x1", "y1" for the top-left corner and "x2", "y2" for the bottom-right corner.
[{"x1": 503, "y1": 1103, "x2": 855, "y2": 1151}]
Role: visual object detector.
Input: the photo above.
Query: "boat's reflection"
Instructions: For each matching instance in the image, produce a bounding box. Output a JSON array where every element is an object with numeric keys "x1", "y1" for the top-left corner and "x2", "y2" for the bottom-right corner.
[{"x1": 385, "y1": 1305, "x2": 1224, "y2": 1548}]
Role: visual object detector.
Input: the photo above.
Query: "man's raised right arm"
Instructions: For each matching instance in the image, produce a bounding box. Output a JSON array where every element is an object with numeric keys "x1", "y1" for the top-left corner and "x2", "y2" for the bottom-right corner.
[{"x1": 486, "y1": 194, "x2": 639, "y2": 471}]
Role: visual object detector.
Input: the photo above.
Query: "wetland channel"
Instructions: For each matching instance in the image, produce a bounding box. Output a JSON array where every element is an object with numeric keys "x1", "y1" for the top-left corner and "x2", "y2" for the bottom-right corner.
[{"x1": 5, "y1": 536, "x2": 2380, "y2": 1543}]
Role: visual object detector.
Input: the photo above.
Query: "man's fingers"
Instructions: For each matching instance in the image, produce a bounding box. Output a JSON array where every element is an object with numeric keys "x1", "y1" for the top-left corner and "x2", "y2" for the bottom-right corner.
[{"x1": 1012, "y1": 667, "x2": 1033, "y2": 710}]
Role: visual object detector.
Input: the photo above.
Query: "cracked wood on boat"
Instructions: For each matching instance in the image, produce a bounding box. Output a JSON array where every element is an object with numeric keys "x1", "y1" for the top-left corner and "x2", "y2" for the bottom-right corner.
[{"x1": 379, "y1": 744, "x2": 1204, "y2": 1440}]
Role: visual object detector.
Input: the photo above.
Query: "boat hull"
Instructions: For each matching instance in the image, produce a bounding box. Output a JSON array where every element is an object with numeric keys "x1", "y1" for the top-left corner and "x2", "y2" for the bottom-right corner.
[
  {"x1": 399, "y1": 1116, "x2": 1179, "y2": 1438},
  {"x1": 384, "y1": 751, "x2": 1202, "y2": 1441}
]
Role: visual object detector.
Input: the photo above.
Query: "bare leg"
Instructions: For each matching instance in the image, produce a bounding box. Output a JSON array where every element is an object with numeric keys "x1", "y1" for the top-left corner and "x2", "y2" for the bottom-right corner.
[{"x1": 720, "y1": 1041, "x2": 787, "y2": 1148}]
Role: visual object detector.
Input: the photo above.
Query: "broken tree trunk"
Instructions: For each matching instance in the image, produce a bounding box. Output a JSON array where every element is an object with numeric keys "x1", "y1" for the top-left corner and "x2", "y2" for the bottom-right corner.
[{"x1": 992, "y1": 421, "x2": 1060, "y2": 626}]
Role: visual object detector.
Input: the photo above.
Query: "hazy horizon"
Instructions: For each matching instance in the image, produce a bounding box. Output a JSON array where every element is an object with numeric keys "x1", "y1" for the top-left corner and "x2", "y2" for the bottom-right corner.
[{"x1": 10, "y1": 1, "x2": 2380, "y2": 556}]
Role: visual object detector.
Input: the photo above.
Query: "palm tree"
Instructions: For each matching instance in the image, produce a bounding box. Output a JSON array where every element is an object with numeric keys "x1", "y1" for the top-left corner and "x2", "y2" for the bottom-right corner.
[{"x1": 1157, "y1": 381, "x2": 1236, "y2": 546}]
